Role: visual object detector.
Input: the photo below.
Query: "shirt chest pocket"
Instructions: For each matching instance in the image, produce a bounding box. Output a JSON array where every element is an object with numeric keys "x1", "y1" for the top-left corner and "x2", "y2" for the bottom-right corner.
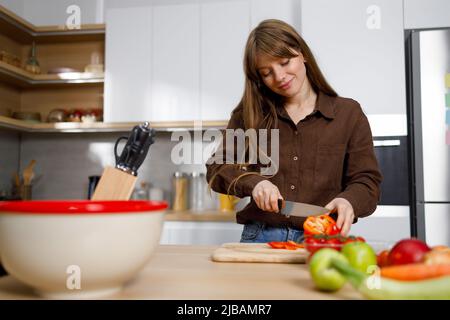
[{"x1": 313, "y1": 144, "x2": 346, "y2": 191}]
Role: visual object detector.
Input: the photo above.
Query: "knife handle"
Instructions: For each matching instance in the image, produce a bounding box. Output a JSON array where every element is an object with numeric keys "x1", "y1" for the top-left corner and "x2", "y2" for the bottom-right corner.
[
  {"x1": 328, "y1": 209, "x2": 358, "y2": 224},
  {"x1": 328, "y1": 210, "x2": 338, "y2": 221},
  {"x1": 277, "y1": 199, "x2": 285, "y2": 213}
]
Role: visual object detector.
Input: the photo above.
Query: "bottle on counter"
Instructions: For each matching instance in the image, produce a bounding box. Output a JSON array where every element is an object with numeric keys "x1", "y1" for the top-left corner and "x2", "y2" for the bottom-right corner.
[
  {"x1": 172, "y1": 172, "x2": 188, "y2": 211},
  {"x1": 188, "y1": 172, "x2": 207, "y2": 213},
  {"x1": 218, "y1": 193, "x2": 240, "y2": 212},
  {"x1": 131, "y1": 182, "x2": 150, "y2": 200},
  {"x1": 149, "y1": 186, "x2": 164, "y2": 201}
]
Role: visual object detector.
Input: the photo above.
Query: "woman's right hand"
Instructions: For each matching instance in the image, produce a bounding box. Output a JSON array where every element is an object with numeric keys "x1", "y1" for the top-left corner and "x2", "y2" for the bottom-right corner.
[{"x1": 252, "y1": 180, "x2": 283, "y2": 212}]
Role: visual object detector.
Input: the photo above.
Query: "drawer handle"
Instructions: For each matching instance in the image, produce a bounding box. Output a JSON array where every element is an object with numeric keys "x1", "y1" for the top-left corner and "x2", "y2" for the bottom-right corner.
[{"x1": 373, "y1": 139, "x2": 401, "y2": 147}]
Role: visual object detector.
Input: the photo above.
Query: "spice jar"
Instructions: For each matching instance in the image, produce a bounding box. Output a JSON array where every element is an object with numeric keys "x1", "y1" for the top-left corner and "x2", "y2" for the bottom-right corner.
[{"x1": 172, "y1": 172, "x2": 188, "y2": 211}]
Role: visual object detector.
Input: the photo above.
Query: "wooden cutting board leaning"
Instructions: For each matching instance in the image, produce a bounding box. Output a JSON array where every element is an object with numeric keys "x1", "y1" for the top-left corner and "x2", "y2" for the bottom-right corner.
[{"x1": 211, "y1": 243, "x2": 308, "y2": 263}]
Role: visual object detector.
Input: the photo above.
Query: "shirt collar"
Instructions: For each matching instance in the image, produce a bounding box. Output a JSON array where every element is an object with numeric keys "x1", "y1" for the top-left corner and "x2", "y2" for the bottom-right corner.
[{"x1": 276, "y1": 91, "x2": 336, "y2": 121}]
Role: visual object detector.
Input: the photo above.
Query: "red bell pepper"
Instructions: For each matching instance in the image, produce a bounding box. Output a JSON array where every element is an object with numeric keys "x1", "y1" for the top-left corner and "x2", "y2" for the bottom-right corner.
[{"x1": 303, "y1": 214, "x2": 339, "y2": 236}]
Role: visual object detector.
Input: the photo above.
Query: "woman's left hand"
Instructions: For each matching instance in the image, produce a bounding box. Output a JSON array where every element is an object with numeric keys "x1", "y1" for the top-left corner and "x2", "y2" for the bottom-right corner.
[{"x1": 325, "y1": 198, "x2": 355, "y2": 236}]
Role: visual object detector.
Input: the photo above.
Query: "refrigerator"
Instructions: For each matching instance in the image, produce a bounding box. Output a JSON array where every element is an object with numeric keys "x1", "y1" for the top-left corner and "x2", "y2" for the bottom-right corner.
[{"x1": 406, "y1": 28, "x2": 450, "y2": 246}]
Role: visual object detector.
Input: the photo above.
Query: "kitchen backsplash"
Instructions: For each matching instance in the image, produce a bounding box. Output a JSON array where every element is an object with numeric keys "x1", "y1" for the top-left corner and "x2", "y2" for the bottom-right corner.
[
  {"x1": 0, "y1": 130, "x2": 20, "y2": 194},
  {"x1": 17, "y1": 131, "x2": 208, "y2": 201}
]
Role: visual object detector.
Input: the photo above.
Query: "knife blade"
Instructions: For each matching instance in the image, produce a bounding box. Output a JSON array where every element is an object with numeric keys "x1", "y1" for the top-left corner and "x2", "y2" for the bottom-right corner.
[{"x1": 277, "y1": 199, "x2": 332, "y2": 218}]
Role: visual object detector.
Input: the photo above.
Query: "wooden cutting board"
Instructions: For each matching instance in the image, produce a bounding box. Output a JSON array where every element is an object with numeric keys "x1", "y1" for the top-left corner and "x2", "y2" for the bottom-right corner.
[{"x1": 211, "y1": 242, "x2": 309, "y2": 263}]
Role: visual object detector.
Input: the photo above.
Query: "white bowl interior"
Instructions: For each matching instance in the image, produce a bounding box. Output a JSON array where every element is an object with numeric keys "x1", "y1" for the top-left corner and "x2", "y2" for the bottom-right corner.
[{"x1": 0, "y1": 210, "x2": 165, "y2": 299}]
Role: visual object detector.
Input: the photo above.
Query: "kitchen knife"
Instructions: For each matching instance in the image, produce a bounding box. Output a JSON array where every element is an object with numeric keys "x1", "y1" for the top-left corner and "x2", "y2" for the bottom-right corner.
[
  {"x1": 277, "y1": 199, "x2": 332, "y2": 218},
  {"x1": 91, "y1": 122, "x2": 155, "y2": 200},
  {"x1": 277, "y1": 199, "x2": 357, "y2": 223}
]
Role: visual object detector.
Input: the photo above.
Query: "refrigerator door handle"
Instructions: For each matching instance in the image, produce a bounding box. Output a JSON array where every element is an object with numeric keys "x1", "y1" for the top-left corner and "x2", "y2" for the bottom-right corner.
[{"x1": 373, "y1": 139, "x2": 401, "y2": 147}]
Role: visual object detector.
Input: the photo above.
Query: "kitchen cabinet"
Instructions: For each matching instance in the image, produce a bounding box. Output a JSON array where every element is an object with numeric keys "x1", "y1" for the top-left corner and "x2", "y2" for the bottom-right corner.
[
  {"x1": 104, "y1": 5, "x2": 152, "y2": 123},
  {"x1": 404, "y1": 0, "x2": 450, "y2": 29},
  {"x1": 151, "y1": 3, "x2": 200, "y2": 122},
  {"x1": 105, "y1": 2, "x2": 201, "y2": 123},
  {"x1": 300, "y1": 0, "x2": 406, "y2": 116},
  {"x1": 161, "y1": 221, "x2": 243, "y2": 245},
  {"x1": 250, "y1": 0, "x2": 301, "y2": 31},
  {"x1": 200, "y1": 0, "x2": 249, "y2": 121},
  {"x1": 105, "y1": 0, "x2": 304, "y2": 123},
  {"x1": 200, "y1": 0, "x2": 302, "y2": 121}
]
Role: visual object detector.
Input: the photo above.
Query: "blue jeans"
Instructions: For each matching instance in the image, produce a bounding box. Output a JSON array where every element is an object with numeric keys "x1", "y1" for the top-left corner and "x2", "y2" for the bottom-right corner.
[{"x1": 240, "y1": 221, "x2": 304, "y2": 243}]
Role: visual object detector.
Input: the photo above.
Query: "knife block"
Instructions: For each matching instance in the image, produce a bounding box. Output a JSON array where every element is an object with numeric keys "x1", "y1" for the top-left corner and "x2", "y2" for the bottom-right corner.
[{"x1": 91, "y1": 166, "x2": 138, "y2": 201}]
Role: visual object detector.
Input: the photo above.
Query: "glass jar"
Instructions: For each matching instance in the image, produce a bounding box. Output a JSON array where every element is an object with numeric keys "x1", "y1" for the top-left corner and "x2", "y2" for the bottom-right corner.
[
  {"x1": 189, "y1": 172, "x2": 207, "y2": 213},
  {"x1": 172, "y1": 172, "x2": 188, "y2": 211}
]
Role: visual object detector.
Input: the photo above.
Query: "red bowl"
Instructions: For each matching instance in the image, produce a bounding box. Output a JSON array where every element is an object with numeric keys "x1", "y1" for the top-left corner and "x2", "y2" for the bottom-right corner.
[{"x1": 0, "y1": 200, "x2": 168, "y2": 214}]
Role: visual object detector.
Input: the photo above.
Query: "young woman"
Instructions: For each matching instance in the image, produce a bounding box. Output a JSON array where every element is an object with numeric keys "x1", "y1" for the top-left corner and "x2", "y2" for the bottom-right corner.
[{"x1": 206, "y1": 19, "x2": 382, "y2": 243}]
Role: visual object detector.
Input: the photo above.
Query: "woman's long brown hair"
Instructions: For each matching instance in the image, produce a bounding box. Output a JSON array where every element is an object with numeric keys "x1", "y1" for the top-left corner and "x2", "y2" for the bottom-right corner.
[{"x1": 208, "y1": 19, "x2": 338, "y2": 197}]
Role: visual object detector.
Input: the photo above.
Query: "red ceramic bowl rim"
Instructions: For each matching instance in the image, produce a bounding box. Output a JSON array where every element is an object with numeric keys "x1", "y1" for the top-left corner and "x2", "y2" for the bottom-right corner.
[{"x1": 0, "y1": 200, "x2": 168, "y2": 214}]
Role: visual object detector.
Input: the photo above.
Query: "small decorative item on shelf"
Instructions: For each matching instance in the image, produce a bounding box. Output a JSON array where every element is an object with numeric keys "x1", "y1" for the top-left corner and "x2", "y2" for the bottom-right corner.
[
  {"x1": 12, "y1": 111, "x2": 42, "y2": 123},
  {"x1": 93, "y1": 108, "x2": 103, "y2": 121},
  {"x1": 24, "y1": 42, "x2": 41, "y2": 74},
  {"x1": 84, "y1": 52, "x2": 104, "y2": 75},
  {"x1": 81, "y1": 108, "x2": 102, "y2": 123},
  {"x1": 66, "y1": 109, "x2": 83, "y2": 122},
  {"x1": 64, "y1": 108, "x2": 103, "y2": 123},
  {"x1": 47, "y1": 109, "x2": 67, "y2": 122},
  {"x1": 0, "y1": 50, "x2": 21, "y2": 68},
  {"x1": 81, "y1": 113, "x2": 96, "y2": 123}
]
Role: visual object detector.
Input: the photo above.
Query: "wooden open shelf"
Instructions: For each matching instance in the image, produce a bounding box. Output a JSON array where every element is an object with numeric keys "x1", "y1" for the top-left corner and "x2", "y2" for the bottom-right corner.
[
  {"x1": 0, "y1": 4, "x2": 106, "y2": 128},
  {"x1": 0, "y1": 5, "x2": 105, "y2": 44},
  {"x1": 0, "y1": 5, "x2": 229, "y2": 134},
  {"x1": 0, "y1": 116, "x2": 228, "y2": 133},
  {"x1": 0, "y1": 61, "x2": 104, "y2": 88}
]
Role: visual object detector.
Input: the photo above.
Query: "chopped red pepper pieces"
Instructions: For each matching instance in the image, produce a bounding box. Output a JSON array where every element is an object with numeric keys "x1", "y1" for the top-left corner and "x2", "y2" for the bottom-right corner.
[{"x1": 268, "y1": 241, "x2": 304, "y2": 250}]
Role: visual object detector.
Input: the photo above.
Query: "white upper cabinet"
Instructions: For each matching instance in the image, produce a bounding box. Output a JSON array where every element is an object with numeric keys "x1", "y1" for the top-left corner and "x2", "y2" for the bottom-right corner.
[
  {"x1": 151, "y1": 3, "x2": 200, "y2": 121},
  {"x1": 104, "y1": 5, "x2": 153, "y2": 122},
  {"x1": 250, "y1": 0, "x2": 301, "y2": 31},
  {"x1": 404, "y1": 0, "x2": 450, "y2": 29},
  {"x1": 105, "y1": 0, "x2": 304, "y2": 122},
  {"x1": 200, "y1": 0, "x2": 250, "y2": 121},
  {"x1": 300, "y1": 0, "x2": 406, "y2": 115}
]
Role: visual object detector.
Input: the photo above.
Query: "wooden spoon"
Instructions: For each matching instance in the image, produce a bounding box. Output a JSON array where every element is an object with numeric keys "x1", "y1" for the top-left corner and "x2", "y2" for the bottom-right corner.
[
  {"x1": 22, "y1": 159, "x2": 36, "y2": 186},
  {"x1": 13, "y1": 172, "x2": 21, "y2": 188}
]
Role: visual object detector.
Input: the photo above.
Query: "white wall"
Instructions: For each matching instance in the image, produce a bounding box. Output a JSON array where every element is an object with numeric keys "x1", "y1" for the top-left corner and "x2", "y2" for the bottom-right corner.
[
  {"x1": 22, "y1": 0, "x2": 103, "y2": 25},
  {"x1": 0, "y1": 130, "x2": 20, "y2": 193},
  {"x1": 404, "y1": 0, "x2": 450, "y2": 29},
  {"x1": 0, "y1": 0, "x2": 24, "y2": 16}
]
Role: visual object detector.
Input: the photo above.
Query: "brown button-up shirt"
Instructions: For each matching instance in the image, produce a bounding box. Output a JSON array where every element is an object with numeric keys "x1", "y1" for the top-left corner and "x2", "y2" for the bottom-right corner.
[{"x1": 206, "y1": 92, "x2": 382, "y2": 229}]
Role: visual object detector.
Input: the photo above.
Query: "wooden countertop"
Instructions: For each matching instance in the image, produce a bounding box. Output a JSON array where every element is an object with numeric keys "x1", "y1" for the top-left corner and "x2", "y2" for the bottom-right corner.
[{"x1": 0, "y1": 245, "x2": 362, "y2": 300}]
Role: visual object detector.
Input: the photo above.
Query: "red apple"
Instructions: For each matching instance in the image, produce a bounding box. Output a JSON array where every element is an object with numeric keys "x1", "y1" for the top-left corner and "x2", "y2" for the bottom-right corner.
[{"x1": 388, "y1": 238, "x2": 431, "y2": 266}]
